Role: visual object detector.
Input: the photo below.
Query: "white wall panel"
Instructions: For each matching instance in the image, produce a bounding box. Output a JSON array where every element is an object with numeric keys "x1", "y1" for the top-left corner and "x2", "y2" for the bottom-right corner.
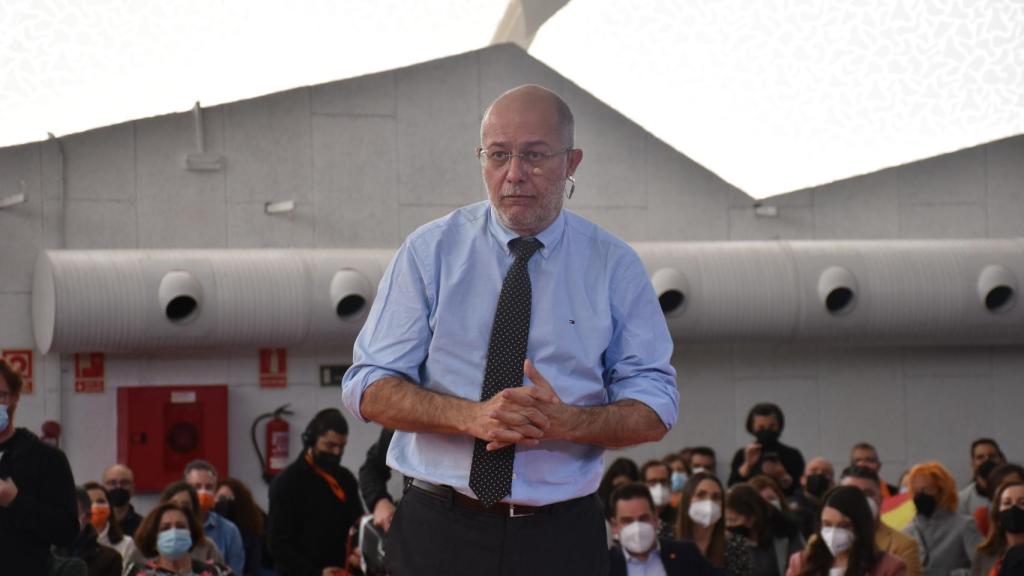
[{"x1": 225, "y1": 89, "x2": 312, "y2": 204}]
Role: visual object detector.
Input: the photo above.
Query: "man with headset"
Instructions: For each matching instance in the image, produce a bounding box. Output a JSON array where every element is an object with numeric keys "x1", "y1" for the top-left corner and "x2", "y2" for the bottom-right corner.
[{"x1": 268, "y1": 408, "x2": 364, "y2": 576}]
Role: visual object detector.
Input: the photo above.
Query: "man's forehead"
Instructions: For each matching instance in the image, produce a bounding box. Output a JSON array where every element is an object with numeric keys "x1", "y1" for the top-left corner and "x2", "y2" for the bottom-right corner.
[
  {"x1": 104, "y1": 465, "x2": 133, "y2": 480},
  {"x1": 187, "y1": 469, "x2": 216, "y2": 481},
  {"x1": 616, "y1": 497, "x2": 654, "y2": 517}
]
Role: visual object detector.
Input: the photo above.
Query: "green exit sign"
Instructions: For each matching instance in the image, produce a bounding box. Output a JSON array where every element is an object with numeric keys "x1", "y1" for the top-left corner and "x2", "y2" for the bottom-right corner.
[{"x1": 320, "y1": 365, "x2": 350, "y2": 387}]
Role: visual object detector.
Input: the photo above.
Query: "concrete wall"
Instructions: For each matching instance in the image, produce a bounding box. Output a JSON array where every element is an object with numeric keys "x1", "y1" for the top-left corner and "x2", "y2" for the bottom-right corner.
[{"x1": 1, "y1": 44, "x2": 1023, "y2": 510}]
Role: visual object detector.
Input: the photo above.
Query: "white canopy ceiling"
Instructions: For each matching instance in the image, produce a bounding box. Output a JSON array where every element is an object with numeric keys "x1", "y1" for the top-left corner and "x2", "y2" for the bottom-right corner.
[{"x1": 2, "y1": 0, "x2": 1022, "y2": 199}]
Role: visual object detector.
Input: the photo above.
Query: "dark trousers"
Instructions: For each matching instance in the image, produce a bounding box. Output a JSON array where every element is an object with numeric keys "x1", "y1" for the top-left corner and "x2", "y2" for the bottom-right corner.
[{"x1": 385, "y1": 485, "x2": 609, "y2": 576}]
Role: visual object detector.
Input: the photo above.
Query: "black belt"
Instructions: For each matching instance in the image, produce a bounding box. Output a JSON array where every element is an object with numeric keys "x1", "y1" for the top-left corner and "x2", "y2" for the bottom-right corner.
[{"x1": 410, "y1": 478, "x2": 586, "y2": 518}]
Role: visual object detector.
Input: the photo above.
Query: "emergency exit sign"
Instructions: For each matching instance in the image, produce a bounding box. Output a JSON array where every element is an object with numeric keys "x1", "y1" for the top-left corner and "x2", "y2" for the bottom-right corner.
[{"x1": 320, "y1": 365, "x2": 350, "y2": 387}]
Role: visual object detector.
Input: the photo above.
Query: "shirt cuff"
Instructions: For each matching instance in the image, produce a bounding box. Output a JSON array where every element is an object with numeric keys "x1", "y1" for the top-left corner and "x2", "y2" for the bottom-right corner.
[
  {"x1": 607, "y1": 376, "x2": 679, "y2": 431},
  {"x1": 342, "y1": 366, "x2": 409, "y2": 423}
]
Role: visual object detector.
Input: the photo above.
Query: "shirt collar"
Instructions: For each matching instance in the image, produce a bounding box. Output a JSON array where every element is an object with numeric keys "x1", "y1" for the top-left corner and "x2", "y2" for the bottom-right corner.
[
  {"x1": 204, "y1": 511, "x2": 220, "y2": 530},
  {"x1": 621, "y1": 539, "x2": 661, "y2": 563},
  {"x1": 487, "y1": 206, "x2": 565, "y2": 259}
]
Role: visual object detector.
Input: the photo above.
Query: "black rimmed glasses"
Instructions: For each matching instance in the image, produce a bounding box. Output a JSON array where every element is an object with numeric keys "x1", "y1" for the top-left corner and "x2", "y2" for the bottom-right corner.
[{"x1": 476, "y1": 147, "x2": 572, "y2": 169}]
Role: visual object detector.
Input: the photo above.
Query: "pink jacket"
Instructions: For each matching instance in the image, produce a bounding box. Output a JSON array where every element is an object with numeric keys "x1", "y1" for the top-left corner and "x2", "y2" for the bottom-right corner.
[{"x1": 786, "y1": 551, "x2": 907, "y2": 576}]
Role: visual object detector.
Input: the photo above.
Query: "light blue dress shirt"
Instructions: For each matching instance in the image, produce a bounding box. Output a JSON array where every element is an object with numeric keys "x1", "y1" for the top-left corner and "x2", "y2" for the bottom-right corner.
[
  {"x1": 342, "y1": 201, "x2": 678, "y2": 506},
  {"x1": 203, "y1": 511, "x2": 245, "y2": 574}
]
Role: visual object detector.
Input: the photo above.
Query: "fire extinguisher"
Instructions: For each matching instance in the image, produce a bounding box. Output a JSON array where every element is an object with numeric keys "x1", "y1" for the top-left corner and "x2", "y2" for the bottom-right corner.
[{"x1": 251, "y1": 404, "x2": 293, "y2": 483}]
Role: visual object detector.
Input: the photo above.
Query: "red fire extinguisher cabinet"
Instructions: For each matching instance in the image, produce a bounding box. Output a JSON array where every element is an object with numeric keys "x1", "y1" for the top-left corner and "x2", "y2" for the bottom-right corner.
[{"x1": 117, "y1": 385, "x2": 229, "y2": 492}]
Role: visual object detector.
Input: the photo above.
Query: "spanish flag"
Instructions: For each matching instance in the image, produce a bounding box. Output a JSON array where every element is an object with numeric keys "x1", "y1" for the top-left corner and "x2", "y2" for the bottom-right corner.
[{"x1": 881, "y1": 491, "x2": 916, "y2": 531}]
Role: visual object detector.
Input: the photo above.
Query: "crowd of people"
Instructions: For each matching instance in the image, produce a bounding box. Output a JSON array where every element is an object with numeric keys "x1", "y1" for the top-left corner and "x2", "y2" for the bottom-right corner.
[
  {"x1": 598, "y1": 403, "x2": 1024, "y2": 576},
  {"x1": 3, "y1": 346, "x2": 1022, "y2": 576}
]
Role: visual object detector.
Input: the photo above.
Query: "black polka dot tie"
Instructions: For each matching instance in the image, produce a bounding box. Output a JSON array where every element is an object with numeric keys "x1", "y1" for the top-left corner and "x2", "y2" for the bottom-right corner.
[{"x1": 468, "y1": 237, "x2": 542, "y2": 508}]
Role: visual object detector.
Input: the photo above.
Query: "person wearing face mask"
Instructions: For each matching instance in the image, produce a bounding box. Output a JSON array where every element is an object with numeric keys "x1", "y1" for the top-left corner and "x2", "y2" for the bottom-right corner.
[
  {"x1": 839, "y1": 467, "x2": 922, "y2": 576},
  {"x1": 0, "y1": 359, "x2": 79, "y2": 575},
  {"x1": 726, "y1": 484, "x2": 806, "y2": 576},
  {"x1": 643, "y1": 459, "x2": 679, "y2": 540},
  {"x1": 609, "y1": 482, "x2": 723, "y2": 576},
  {"x1": 185, "y1": 460, "x2": 246, "y2": 574},
  {"x1": 269, "y1": 408, "x2": 364, "y2": 576},
  {"x1": 83, "y1": 481, "x2": 137, "y2": 561},
  {"x1": 750, "y1": 475, "x2": 809, "y2": 541},
  {"x1": 903, "y1": 462, "x2": 982, "y2": 576},
  {"x1": 677, "y1": 472, "x2": 751, "y2": 575},
  {"x1": 973, "y1": 481, "x2": 1024, "y2": 576},
  {"x1": 788, "y1": 458, "x2": 837, "y2": 539},
  {"x1": 125, "y1": 502, "x2": 232, "y2": 576},
  {"x1": 102, "y1": 463, "x2": 144, "y2": 537},
  {"x1": 960, "y1": 440, "x2": 1006, "y2": 519},
  {"x1": 730, "y1": 404, "x2": 806, "y2": 497},
  {"x1": 124, "y1": 482, "x2": 227, "y2": 568},
  {"x1": 216, "y1": 477, "x2": 274, "y2": 576},
  {"x1": 784, "y1": 486, "x2": 906, "y2": 576},
  {"x1": 691, "y1": 447, "x2": 719, "y2": 478},
  {"x1": 56, "y1": 486, "x2": 123, "y2": 576}
]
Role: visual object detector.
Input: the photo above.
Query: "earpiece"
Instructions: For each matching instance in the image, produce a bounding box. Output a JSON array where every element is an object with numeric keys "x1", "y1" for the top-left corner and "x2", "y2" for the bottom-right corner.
[{"x1": 566, "y1": 176, "x2": 576, "y2": 199}]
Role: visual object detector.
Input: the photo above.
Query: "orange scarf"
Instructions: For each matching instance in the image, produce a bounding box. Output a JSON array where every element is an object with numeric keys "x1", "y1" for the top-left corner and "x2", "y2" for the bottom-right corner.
[{"x1": 305, "y1": 451, "x2": 347, "y2": 504}]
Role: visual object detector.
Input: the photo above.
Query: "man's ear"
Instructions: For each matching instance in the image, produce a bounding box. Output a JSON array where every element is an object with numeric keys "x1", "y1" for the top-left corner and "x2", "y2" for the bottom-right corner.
[{"x1": 566, "y1": 148, "x2": 583, "y2": 177}]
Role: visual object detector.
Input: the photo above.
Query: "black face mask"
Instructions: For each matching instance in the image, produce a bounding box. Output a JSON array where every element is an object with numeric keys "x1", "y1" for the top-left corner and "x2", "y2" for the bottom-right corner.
[
  {"x1": 914, "y1": 493, "x2": 938, "y2": 518},
  {"x1": 805, "y1": 474, "x2": 831, "y2": 499},
  {"x1": 313, "y1": 450, "x2": 342, "y2": 472},
  {"x1": 754, "y1": 429, "x2": 780, "y2": 446},
  {"x1": 977, "y1": 460, "x2": 999, "y2": 489},
  {"x1": 213, "y1": 498, "x2": 236, "y2": 521},
  {"x1": 728, "y1": 525, "x2": 752, "y2": 539},
  {"x1": 107, "y1": 488, "x2": 131, "y2": 508},
  {"x1": 999, "y1": 506, "x2": 1024, "y2": 534}
]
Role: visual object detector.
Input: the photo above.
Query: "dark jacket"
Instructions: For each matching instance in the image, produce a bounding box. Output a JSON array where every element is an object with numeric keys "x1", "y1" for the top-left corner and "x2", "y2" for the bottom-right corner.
[
  {"x1": 56, "y1": 524, "x2": 123, "y2": 576},
  {"x1": 358, "y1": 427, "x2": 394, "y2": 512},
  {"x1": 118, "y1": 504, "x2": 144, "y2": 539},
  {"x1": 610, "y1": 538, "x2": 725, "y2": 576},
  {"x1": 0, "y1": 428, "x2": 79, "y2": 575},
  {"x1": 728, "y1": 441, "x2": 805, "y2": 495},
  {"x1": 268, "y1": 453, "x2": 364, "y2": 575}
]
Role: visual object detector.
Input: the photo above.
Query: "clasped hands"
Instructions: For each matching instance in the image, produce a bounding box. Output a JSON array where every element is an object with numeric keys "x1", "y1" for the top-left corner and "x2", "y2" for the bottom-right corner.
[{"x1": 469, "y1": 359, "x2": 566, "y2": 451}]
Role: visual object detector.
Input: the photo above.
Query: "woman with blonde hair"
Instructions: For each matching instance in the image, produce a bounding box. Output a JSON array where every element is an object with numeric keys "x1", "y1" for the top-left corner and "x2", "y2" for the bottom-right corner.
[{"x1": 902, "y1": 461, "x2": 981, "y2": 576}]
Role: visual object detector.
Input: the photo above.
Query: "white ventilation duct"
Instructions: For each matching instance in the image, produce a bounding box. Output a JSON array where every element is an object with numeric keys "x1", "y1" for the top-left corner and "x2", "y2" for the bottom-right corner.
[
  {"x1": 32, "y1": 249, "x2": 390, "y2": 354},
  {"x1": 635, "y1": 239, "x2": 1024, "y2": 345},
  {"x1": 31, "y1": 240, "x2": 1024, "y2": 353}
]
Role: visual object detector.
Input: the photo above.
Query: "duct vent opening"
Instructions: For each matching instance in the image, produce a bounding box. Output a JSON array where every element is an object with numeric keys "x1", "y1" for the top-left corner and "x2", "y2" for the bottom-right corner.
[
  {"x1": 818, "y1": 267, "x2": 857, "y2": 316},
  {"x1": 978, "y1": 265, "x2": 1017, "y2": 314},
  {"x1": 158, "y1": 271, "x2": 202, "y2": 324},
  {"x1": 659, "y1": 290, "x2": 685, "y2": 314},
  {"x1": 651, "y1": 268, "x2": 690, "y2": 317},
  {"x1": 330, "y1": 269, "x2": 371, "y2": 320}
]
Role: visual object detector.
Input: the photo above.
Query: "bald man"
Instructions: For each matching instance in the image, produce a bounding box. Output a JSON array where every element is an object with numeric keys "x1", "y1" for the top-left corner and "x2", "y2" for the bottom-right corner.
[
  {"x1": 343, "y1": 85, "x2": 679, "y2": 576},
  {"x1": 101, "y1": 464, "x2": 142, "y2": 536}
]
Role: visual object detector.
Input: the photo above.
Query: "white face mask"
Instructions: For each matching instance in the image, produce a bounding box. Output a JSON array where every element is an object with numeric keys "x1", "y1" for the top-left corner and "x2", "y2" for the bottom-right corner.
[
  {"x1": 620, "y1": 520, "x2": 657, "y2": 554},
  {"x1": 691, "y1": 466, "x2": 708, "y2": 476},
  {"x1": 688, "y1": 499, "x2": 722, "y2": 528},
  {"x1": 829, "y1": 568, "x2": 846, "y2": 576},
  {"x1": 769, "y1": 498, "x2": 782, "y2": 510},
  {"x1": 649, "y1": 483, "x2": 670, "y2": 507},
  {"x1": 820, "y1": 526, "x2": 855, "y2": 556}
]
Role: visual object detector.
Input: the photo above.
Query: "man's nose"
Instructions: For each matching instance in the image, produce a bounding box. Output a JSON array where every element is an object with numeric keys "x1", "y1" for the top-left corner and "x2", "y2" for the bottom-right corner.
[{"x1": 505, "y1": 155, "x2": 529, "y2": 182}]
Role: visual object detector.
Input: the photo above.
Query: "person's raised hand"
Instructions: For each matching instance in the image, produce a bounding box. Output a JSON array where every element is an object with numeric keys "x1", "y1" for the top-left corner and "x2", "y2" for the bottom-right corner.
[{"x1": 739, "y1": 443, "x2": 762, "y2": 477}]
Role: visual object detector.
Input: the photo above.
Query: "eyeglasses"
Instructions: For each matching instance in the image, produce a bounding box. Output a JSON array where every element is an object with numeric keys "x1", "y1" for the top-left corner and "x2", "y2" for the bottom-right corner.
[
  {"x1": 476, "y1": 147, "x2": 571, "y2": 168},
  {"x1": 105, "y1": 479, "x2": 133, "y2": 489}
]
